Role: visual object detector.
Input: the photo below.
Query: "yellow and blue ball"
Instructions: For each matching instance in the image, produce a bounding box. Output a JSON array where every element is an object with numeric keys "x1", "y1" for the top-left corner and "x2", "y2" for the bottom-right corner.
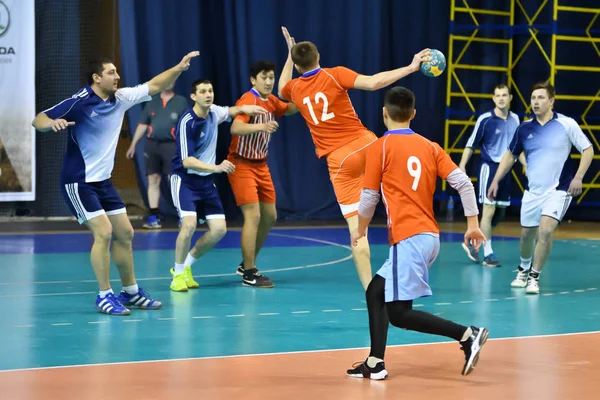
[{"x1": 420, "y1": 49, "x2": 446, "y2": 78}]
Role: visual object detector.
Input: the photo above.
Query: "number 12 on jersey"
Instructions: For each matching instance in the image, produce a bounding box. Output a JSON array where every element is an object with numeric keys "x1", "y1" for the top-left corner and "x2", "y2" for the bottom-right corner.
[
  {"x1": 407, "y1": 156, "x2": 421, "y2": 191},
  {"x1": 303, "y1": 92, "x2": 335, "y2": 124}
]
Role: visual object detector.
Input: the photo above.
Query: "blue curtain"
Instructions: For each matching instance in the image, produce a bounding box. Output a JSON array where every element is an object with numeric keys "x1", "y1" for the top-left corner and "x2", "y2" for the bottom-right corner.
[{"x1": 118, "y1": 0, "x2": 453, "y2": 220}]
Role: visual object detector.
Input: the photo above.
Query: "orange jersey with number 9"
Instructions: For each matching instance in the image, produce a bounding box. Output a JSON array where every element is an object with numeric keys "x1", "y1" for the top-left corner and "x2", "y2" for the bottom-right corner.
[
  {"x1": 363, "y1": 129, "x2": 459, "y2": 245},
  {"x1": 281, "y1": 67, "x2": 372, "y2": 158}
]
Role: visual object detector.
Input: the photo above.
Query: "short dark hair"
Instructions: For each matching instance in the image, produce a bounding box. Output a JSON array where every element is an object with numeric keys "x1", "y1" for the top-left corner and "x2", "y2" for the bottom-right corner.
[
  {"x1": 250, "y1": 60, "x2": 276, "y2": 79},
  {"x1": 291, "y1": 41, "x2": 319, "y2": 71},
  {"x1": 493, "y1": 83, "x2": 511, "y2": 95},
  {"x1": 87, "y1": 58, "x2": 114, "y2": 85},
  {"x1": 384, "y1": 86, "x2": 415, "y2": 122},
  {"x1": 531, "y1": 81, "x2": 555, "y2": 98},
  {"x1": 191, "y1": 79, "x2": 212, "y2": 94}
]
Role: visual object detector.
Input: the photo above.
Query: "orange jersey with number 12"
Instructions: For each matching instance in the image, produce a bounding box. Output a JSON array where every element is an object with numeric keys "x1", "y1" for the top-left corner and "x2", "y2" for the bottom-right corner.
[{"x1": 281, "y1": 67, "x2": 372, "y2": 158}]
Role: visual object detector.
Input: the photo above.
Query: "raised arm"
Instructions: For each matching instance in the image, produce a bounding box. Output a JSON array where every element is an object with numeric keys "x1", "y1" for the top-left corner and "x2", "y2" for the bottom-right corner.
[
  {"x1": 278, "y1": 26, "x2": 296, "y2": 98},
  {"x1": 352, "y1": 49, "x2": 431, "y2": 91},
  {"x1": 147, "y1": 51, "x2": 200, "y2": 96}
]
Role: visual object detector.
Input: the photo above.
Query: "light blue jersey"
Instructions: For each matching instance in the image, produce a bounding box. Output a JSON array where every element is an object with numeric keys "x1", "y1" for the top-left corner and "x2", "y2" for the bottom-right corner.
[
  {"x1": 510, "y1": 112, "x2": 592, "y2": 195},
  {"x1": 43, "y1": 84, "x2": 151, "y2": 184}
]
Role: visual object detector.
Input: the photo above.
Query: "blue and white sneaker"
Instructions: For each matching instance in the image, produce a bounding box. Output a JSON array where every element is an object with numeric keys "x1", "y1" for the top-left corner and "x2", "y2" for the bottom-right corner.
[
  {"x1": 482, "y1": 253, "x2": 501, "y2": 267},
  {"x1": 117, "y1": 287, "x2": 162, "y2": 310},
  {"x1": 143, "y1": 215, "x2": 162, "y2": 229},
  {"x1": 95, "y1": 293, "x2": 131, "y2": 316},
  {"x1": 461, "y1": 242, "x2": 480, "y2": 262}
]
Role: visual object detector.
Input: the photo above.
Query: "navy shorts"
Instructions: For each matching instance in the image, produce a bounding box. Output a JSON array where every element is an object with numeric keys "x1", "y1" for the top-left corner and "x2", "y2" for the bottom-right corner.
[
  {"x1": 478, "y1": 161, "x2": 511, "y2": 206},
  {"x1": 170, "y1": 173, "x2": 225, "y2": 222},
  {"x1": 61, "y1": 179, "x2": 126, "y2": 224}
]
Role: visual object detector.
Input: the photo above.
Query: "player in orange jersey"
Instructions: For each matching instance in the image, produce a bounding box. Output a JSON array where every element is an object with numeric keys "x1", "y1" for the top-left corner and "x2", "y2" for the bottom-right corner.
[
  {"x1": 277, "y1": 27, "x2": 430, "y2": 290},
  {"x1": 228, "y1": 60, "x2": 298, "y2": 288},
  {"x1": 346, "y1": 87, "x2": 489, "y2": 380}
]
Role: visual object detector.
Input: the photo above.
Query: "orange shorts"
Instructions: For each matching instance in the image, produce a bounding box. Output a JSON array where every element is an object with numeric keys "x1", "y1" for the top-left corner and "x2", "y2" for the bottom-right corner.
[
  {"x1": 326, "y1": 132, "x2": 377, "y2": 218},
  {"x1": 227, "y1": 154, "x2": 276, "y2": 206}
]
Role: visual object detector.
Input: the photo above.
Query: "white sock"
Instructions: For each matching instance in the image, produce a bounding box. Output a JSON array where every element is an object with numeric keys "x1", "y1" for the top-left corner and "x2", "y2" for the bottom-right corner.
[
  {"x1": 99, "y1": 288, "x2": 114, "y2": 298},
  {"x1": 483, "y1": 240, "x2": 493, "y2": 257},
  {"x1": 460, "y1": 327, "x2": 473, "y2": 342},
  {"x1": 123, "y1": 284, "x2": 139, "y2": 295},
  {"x1": 174, "y1": 263, "x2": 185, "y2": 274},
  {"x1": 184, "y1": 252, "x2": 198, "y2": 267},
  {"x1": 520, "y1": 257, "x2": 532, "y2": 271},
  {"x1": 366, "y1": 356, "x2": 383, "y2": 368}
]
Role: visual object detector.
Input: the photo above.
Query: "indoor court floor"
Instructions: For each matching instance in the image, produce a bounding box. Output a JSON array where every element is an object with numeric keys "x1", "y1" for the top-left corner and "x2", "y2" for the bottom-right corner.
[{"x1": 0, "y1": 221, "x2": 599, "y2": 399}]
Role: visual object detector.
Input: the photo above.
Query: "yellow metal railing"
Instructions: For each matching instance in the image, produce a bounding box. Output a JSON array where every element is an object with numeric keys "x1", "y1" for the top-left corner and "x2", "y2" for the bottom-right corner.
[{"x1": 445, "y1": 0, "x2": 600, "y2": 204}]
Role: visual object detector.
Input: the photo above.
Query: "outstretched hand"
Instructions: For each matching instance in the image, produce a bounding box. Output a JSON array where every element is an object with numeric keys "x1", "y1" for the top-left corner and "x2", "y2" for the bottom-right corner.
[
  {"x1": 282, "y1": 26, "x2": 296, "y2": 51},
  {"x1": 411, "y1": 48, "x2": 431, "y2": 72},
  {"x1": 178, "y1": 51, "x2": 200, "y2": 71}
]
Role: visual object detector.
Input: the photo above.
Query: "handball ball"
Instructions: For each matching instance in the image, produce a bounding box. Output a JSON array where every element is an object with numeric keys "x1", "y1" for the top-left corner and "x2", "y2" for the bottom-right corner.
[{"x1": 420, "y1": 49, "x2": 446, "y2": 78}]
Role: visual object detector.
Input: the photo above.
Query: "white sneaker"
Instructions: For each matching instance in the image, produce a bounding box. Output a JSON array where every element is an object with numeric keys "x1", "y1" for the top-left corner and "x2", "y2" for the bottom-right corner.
[
  {"x1": 525, "y1": 274, "x2": 540, "y2": 294},
  {"x1": 511, "y1": 267, "x2": 529, "y2": 288}
]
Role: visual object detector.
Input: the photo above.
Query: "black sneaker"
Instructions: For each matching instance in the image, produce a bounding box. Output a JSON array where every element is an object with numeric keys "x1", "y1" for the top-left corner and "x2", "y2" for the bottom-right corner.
[
  {"x1": 235, "y1": 263, "x2": 244, "y2": 276},
  {"x1": 347, "y1": 359, "x2": 388, "y2": 380},
  {"x1": 242, "y1": 268, "x2": 274, "y2": 288},
  {"x1": 460, "y1": 326, "x2": 489, "y2": 376}
]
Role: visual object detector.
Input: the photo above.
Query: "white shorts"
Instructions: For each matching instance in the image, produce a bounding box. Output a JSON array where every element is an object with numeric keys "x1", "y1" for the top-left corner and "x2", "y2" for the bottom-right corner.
[
  {"x1": 376, "y1": 234, "x2": 440, "y2": 302},
  {"x1": 520, "y1": 190, "x2": 572, "y2": 228}
]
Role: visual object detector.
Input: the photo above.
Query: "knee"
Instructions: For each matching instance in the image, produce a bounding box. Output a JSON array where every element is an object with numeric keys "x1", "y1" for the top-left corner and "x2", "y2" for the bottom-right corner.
[
  {"x1": 243, "y1": 209, "x2": 261, "y2": 227},
  {"x1": 537, "y1": 226, "x2": 554, "y2": 242},
  {"x1": 179, "y1": 219, "x2": 197, "y2": 239},
  {"x1": 113, "y1": 225, "x2": 134, "y2": 243},
  {"x1": 521, "y1": 228, "x2": 536, "y2": 241},
  {"x1": 148, "y1": 174, "x2": 161, "y2": 187},
  {"x1": 365, "y1": 275, "x2": 385, "y2": 306},
  {"x1": 261, "y1": 205, "x2": 277, "y2": 226},
  {"x1": 210, "y1": 220, "x2": 227, "y2": 240},
  {"x1": 93, "y1": 225, "x2": 113, "y2": 244},
  {"x1": 387, "y1": 306, "x2": 409, "y2": 329}
]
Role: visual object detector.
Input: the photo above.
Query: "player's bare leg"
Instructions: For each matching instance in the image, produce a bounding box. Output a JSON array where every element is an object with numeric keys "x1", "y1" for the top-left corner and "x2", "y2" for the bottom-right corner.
[
  {"x1": 511, "y1": 226, "x2": 537, "y2": 289},
  {"x1": 237, "y1": 202, "x2": 275, "y2": 288},
  {"x1": 144, "y1": 173, "x2": 162, "y2": 228},
  {"x1": 108, "y1": 212, "x2": 161, "y2": 310},
  {"x1": 239, "y1": 203, "x2": 261, "y2": 270},
  {"x1": 480, "y1": 204, "x2": 495, "y2": 249},
  {"x1": 108, "y1": 213, "x2": 136, "y2": 286},
  {"x1": 256, "y1": 202, "x2": 277, "y2": 259},
  {"x1": 147, "y1": 174, "x2": 161, "y2": 210},
  {"x1": 531, "y1": 216, "x2": 558, "y2": 273},
  {"x1": 479, "y1": 204, "x2": 501, "y2": 267},
  {"x1": 525, "y1": 216, "x2": 560, "y2": 294},
  {"x1": 84, "y1": 214, "x2": 113, "y2": 291},
  {"x1": 346, "y1": 214, "x2": 372, "y2": 290},
  {"x1": 188, "y1": 218, "x2": 227, "y2": 260}
]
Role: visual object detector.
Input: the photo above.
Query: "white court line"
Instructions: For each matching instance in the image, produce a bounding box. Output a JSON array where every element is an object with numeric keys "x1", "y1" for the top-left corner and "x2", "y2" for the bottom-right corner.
[
  {"x1": 0, "y1": 232, "x2": 353, "y2": 289},
  {"x1": 2, "y1": 330, "x2": 599, "y2": 373},
  {"x1": 0, "y1": 291, "x2": 95, "y2": 298}
]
